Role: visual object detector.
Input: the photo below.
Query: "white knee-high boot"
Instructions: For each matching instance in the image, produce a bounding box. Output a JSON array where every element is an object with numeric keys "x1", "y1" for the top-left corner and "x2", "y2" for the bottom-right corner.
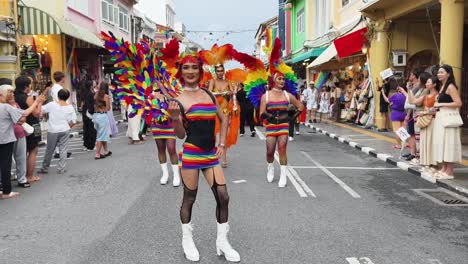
[
  {"x1": 160, "y1": 163, "x2": 169, "y2": 185},
  {"x1": 278, "y1": 165, "x2": 287, "y2": 187},
  {"x1": 216, "y1": 222, "x2": 240, "y2": 262},
  {"x1": 172, "y1": 164, "x2": 180, "y2": 187},
  {"x1": 182, "y1": 222, "x2": 200, "y2": 261},
  {"x1": 267, "y1": 163, "x2": 274, "y2": 183}
]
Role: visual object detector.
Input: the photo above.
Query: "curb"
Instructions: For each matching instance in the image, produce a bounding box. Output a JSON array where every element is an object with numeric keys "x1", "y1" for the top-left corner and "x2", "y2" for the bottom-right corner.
[{"x1": 308, "y1": 124, "x2": 468, "y2": 198}]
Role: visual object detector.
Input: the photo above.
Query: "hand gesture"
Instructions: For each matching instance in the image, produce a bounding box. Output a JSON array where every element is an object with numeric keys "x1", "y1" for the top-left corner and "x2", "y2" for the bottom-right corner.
[
  {"x1": 167, "y1": 100, "x2": 181, "y2": 120},
  {"x1": 216, "y1": 145, "x2": 225, "y2": 158}
]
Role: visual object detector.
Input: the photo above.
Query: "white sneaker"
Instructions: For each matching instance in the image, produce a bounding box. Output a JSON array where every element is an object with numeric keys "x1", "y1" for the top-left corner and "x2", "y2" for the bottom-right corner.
[
  {"x1": 295, "y1": 131, "x2": 300, "y2": 135},
  {"x1": 288, "y1": 137, "x2": 294, "y2": 141},
  {"x1": 239, "y1": 133, "x2": 244, "y2": 137}
]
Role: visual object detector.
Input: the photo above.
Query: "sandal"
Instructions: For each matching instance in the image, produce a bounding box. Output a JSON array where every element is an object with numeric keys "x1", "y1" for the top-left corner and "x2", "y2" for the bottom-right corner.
[
  {"x1": 95, "y1": 155, "x2": 107, "y2": 160},
  {"x1": 27, "y1": 176, "x2": 41, "y2": 183},
  {"x1": 1, "y1": 192, "x2": 20, "y2": 199},
  {"x1": 104, "y1": 151, "x2": 112, "y2": 157},
  {"x1": 18, "y1": 182, "x2": 31, "y2": 188}
]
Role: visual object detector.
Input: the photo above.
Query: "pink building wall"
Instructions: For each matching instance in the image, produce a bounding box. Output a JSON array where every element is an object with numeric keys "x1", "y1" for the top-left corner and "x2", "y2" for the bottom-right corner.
[
  {"x1": 98, "y1": 0, "x2": 133, "y2": 42},
  {"x1": 65, "y1": 0, "x2": 99, "y2": 34}
]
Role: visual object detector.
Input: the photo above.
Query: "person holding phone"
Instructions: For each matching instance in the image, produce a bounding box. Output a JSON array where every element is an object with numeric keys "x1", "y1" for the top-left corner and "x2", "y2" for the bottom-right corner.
[{"x1": 376, "y1": 77, "x2": 391, "y2": 132}]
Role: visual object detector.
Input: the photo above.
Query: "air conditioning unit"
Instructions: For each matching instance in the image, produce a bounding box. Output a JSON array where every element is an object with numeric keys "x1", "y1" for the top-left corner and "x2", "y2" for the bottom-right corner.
[{"x1": 392, "y1": 50, "x2": 407, "y2": 67}]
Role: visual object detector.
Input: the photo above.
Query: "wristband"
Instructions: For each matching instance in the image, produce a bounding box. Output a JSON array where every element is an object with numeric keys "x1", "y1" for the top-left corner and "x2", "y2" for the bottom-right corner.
[{"x1": 218, "y1": 143, "x2": 226, "y2": 148}]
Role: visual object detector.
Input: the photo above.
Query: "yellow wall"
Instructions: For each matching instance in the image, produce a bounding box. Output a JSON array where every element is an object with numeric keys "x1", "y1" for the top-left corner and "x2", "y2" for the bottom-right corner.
[
  {"x1": 334, "y1": 0, "x2": 366, "y2": 29},
  {"x1": 18, "y1": 34, "x2": 65, "y2": 79}
]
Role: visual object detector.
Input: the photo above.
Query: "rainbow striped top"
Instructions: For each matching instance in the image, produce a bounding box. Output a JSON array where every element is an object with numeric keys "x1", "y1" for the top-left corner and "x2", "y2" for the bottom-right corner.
[
  {"x1": 267, "y1": 100, "x2": 289, "y2": 112},
  {"x1": 185, "y1": 103, "x2": 217, "y2": 121}
]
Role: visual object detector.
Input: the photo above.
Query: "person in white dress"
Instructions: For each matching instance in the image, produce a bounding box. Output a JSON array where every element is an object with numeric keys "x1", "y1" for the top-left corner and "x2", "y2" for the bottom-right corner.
[
  {"x1": 318, "y1": 86, "x2": 330, "y2": 122},
  {"x1": 302, "y1": 81, "x2": 318, "y2": 124}
]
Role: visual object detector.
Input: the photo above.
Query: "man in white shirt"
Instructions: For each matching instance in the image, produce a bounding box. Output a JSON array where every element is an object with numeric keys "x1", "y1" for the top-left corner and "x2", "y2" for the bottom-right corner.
[
  {"x1": 302, "y1": 81, "x2": 318, "y2": 124},
  {"x1": 38, "y1": 89, "x2": 77, "y2": 174},
  {"x1": 50, "y1": 71, "x2": 66, "y2": 103}
]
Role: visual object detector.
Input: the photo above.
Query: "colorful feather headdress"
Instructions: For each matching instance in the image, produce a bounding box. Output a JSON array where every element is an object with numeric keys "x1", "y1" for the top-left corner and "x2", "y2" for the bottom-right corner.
[
  {"x1": 269, "y1": 38, "x2": 297, "y2": 96},
  {"x1": 233, "y1": 50, "x2": 268, "y2": 108},
  {"x1": 198, "y1": 43, "x2": 235, "y2": 66},
  {"x1": 102, "y1": 31, "x2": 183, "y2": 124}
]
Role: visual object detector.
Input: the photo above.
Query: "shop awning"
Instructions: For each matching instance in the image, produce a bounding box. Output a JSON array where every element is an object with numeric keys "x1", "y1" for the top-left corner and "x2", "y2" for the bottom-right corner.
[
  {"x1": 291, "y1": 47, "x2": 327, "y2": 64},
  {"x1": 334, "y1": 27, "x2": 368, "y2": 58},
  {"x1": 307, "y1": 44, "x2": 337, "y2": 69},
  {"x1": 18, "y1": 5, "x2": 102, "y2": 47}
]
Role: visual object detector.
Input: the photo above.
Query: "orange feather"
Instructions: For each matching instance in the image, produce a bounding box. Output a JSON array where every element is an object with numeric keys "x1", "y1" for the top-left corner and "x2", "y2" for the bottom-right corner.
[
  {"x1": 198, "y1": 44, "x2": 234, "y2": 65},
  {"x1": 225, "y1": 69, "x2": 247, "y2": 83}
]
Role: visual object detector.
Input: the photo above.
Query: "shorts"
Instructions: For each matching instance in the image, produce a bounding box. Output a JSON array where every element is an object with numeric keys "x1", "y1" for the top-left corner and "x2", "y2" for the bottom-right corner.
[
  {"x1": 407, "y1": 118, "x2": 415, "y2": 135},
  {"x1": 306, "y1": 102, "x2": 317, "y2": 110},
  {"x1": 26, "y1": 135, "x2": 41, "y2": 152},
  {"x1": 379, "y1": 103, "x2": 389, "y2": 113}
]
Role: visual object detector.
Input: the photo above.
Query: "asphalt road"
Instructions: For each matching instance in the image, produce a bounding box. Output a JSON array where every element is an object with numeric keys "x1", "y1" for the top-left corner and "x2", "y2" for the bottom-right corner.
[{"x1": 1, "y1": 123, "x2": 467, "y2": 264}]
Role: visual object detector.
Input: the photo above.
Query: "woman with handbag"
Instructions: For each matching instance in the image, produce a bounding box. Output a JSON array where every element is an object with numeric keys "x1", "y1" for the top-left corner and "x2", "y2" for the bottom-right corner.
[
  {"x1": 14, "y1": 76, "x2": 43, "y2": 183},
  {"x1": 400, "y1": 76, "x2": 439, "y2": 169},
  {"x1": 432, "y1": 65, "x2": 463, "y2": 179}
]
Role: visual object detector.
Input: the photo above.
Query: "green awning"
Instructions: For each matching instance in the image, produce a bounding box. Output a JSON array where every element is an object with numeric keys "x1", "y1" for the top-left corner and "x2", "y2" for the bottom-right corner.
[
  {"x1": 291, "y1": 47, "x2": 327, "y2": 64},
  {"x1": 18, "y1": 4, "x2": 102, "y2": 47},
  {"x1": 19, "y1": 5, "x2": 61, "y2": 35}
]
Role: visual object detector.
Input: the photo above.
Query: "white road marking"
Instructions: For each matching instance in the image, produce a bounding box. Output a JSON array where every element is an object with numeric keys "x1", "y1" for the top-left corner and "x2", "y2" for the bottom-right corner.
[
  {"x1": 254, "y1": 127, "x2": 266, "y2": 140},
  {"x1": 349, "y1": 142, "x2": 358, "y2": 147},
  {"x1": 290, "y1": 166, "x2": 399, "y2": 170},
  {"x1": 273, "y1": 152, "x2": 307, "y2": 198},
  {"x1": 232, "y1": 180, "x2": 247, "y2": 184},
  {"x1": 346, "y1": 257, "x2": 375, "y2": 264},
  {"x1": 338, "y1": 137, "x2": 346, "y2": 142},
  {"x1": 329, "y1": 133, "x2": 336, "y2": 138},
  {"x1": 301, "y1": 151, "x2": 361, "y2": 198},
  {"x1": 427, "y1": 259, "x2": 444, "y2": 264},
  {"x1": 287, "y1": 164, "x2": 316, "y2": 197}
]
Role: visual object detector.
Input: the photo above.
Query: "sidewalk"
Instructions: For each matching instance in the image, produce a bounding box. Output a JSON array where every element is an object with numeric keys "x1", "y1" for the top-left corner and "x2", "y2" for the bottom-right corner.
[{"x1": 303, "y1": 121, "x2": 468, "y2": 198}]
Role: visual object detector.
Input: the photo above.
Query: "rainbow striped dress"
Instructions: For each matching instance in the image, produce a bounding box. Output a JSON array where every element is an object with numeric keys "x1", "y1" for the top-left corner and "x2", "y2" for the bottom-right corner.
[
  {"x1": 179, "y1": 103, "x2": 220, "y2": 170},
  {"x1": 265, "y1": 100, "x2": 290, "y2": 137},
  {"x1": 151, "y1": 120, "x2": 176, "y2": 140}
]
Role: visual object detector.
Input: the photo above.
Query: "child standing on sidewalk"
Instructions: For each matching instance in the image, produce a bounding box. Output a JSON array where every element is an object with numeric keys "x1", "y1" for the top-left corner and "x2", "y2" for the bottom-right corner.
[{"x1": 38, "y1": 89, "x2": 77, "y2": 174}]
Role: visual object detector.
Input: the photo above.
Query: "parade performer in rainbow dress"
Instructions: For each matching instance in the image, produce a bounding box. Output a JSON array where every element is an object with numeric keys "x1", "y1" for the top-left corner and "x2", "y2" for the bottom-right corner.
[
  {"x1": 167, "y1": 53, "x2": 240, "y2": 262},
  {"x1": 201, "y1": 44, "x2": 241, "y2": 168},
  {"x1": 236, "y1": 38, "x2": 303, "y2": 188},
  {"x1": 102, "y1": 31, "x2": 240, "y2": 262}
]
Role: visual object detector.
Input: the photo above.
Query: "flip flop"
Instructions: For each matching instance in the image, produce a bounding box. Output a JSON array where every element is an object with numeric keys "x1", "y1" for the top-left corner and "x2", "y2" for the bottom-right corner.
[
  {"x1": 1, "y1": 192, "x2": 20, "y2": 199},
  {"x1": 27, "y1": 176, "x2": 41, "y2": 183}
]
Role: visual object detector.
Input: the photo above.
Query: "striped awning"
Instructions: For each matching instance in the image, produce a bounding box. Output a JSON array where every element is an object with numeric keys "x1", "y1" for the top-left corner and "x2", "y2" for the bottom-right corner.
[
  {"x1": 18, "y1": 5, "x2": 102, "y2": 47},
  {"x1": 19, "y1": 5, "x2": 60, "y2": 35}
]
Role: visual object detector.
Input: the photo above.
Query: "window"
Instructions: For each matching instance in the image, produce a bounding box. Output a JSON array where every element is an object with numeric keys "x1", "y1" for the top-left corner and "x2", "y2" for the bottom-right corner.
[
  {"x1": 119, "y1": 6, "x2": 129, "y2": 32},
  {"x1": 297, "y1": 8, "x2": 304, "y2": 33},
  {"x1": 101, "y1": 0, "x2": 116, "y2": 24},
  {"x1": 342, "y1": 0, "x2": 350, "y2": 7},
  {"x1": 69, "y1": 0, "x2": 89, "y2": 16},
  {"x1": 166, "y1": 6, "x2": 175, "y2": 29}
]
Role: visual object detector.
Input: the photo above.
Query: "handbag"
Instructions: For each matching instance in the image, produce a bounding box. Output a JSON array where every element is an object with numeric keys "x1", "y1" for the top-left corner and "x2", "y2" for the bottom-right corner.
[
  {"x1": 359, "y1": 113, "x2": 369, "y2": 124},
  {"x1": 415, "y1": 112, "x2": 433, "y2": 129},
  {"x1": 21, "y1": 122, "x2": 34, "y2": 136},
  {"x1": 404, "y1": 96, "x2": 416, "y2": 110},
  {"x1": 441, "y1": 108, "x2": 463, "y2": 128}
]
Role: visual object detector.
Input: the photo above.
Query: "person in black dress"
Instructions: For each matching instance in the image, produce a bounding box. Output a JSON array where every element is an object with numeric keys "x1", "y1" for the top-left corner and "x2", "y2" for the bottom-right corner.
[
  {"x1": 80, "y1": 80, "x2": 97, "y2": 151},
  {"x1": 236, "y1": 83, "x2": 255, "y2": 137}
]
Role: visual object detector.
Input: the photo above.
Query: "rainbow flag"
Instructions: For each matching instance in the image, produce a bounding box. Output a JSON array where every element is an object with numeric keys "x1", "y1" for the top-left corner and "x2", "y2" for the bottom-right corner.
[
  {"x1": 313, "y1": 71, "x2": 328, "y2": 90},
  {"x1": 67, "y1": 48, "x2": 80, "y2": 85},
  {"x1": 262, "y1": 27, "x2": 277, "y2": 54}
]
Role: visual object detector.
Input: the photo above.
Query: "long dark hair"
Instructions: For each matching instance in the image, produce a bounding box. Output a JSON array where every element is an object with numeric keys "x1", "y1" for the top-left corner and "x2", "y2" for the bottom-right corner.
[
  {"x1": 439, "y1": 64, "x2": 457, "y2": 94},
  {"x1": 427, "y1": 76, "x2": 440, "y2": 92},
  {"x1": 96, "y1": 82, "x2": 109, "y2": 101}
]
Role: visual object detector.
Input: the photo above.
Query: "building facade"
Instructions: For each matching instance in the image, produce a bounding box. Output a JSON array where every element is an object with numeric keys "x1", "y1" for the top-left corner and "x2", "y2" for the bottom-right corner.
[{"x1": 0, "y1": 0, "x2": 17, "y2": 79}]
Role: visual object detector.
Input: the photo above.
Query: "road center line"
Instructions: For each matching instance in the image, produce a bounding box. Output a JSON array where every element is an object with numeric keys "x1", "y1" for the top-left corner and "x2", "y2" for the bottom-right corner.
[
  {"x1": 274, "y1": 152, "x2": 307, "y2": 198},
  {"x1": 290, "y1": 166, "x2": 399, "y2": 170},
  {"x1": 301, "y1": 151, "x2": 361, "y2": 198}
]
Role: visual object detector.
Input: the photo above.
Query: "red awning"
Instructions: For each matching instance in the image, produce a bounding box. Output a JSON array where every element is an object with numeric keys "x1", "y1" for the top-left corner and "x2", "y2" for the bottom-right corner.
[{"x1": 333, "y1": 27, "x2": 368, "y2": 58}]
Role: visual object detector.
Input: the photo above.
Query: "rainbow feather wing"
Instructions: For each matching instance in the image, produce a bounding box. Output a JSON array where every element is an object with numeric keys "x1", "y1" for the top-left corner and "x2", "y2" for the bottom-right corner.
[
  {"x1": 244, "y1": 70, "x2": 267, "y2": 108},
  {"x1": 225, "y1": 68, "x2": 247, "y2": 83}
]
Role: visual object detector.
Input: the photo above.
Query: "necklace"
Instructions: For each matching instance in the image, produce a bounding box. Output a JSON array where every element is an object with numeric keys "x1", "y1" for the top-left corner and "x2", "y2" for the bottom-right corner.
[{"x1": 184, "y1": 86, "x2": 200, "y2": 92}]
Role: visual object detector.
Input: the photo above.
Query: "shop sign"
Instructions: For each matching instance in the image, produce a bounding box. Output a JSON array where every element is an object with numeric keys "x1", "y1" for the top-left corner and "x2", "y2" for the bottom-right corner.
[{"x1": 20, "y1": 54, "x2": 40, "y2": 70}]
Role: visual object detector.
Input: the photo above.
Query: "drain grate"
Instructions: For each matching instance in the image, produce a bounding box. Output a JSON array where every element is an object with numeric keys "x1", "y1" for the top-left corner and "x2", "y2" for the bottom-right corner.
[{"x1": 413, "y1": 188, "x2": 468, "y2": 206}]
